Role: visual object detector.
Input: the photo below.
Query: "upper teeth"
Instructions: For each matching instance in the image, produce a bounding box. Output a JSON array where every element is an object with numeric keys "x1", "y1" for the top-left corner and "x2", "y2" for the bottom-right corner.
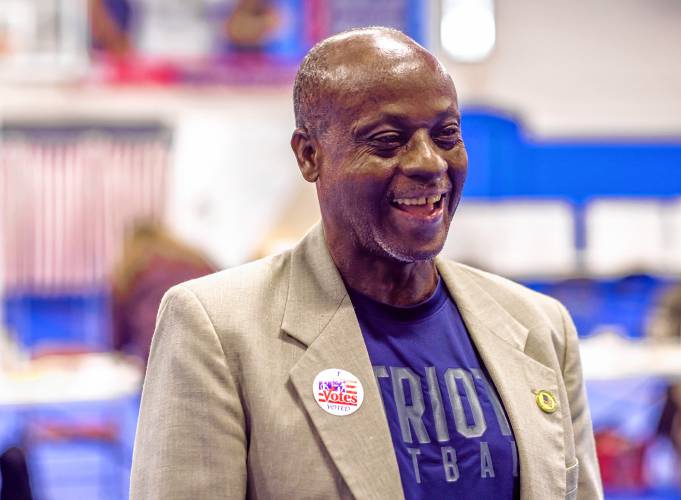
[{"x1": 394, "y1": 194, "x2": 443, "y2": 206}]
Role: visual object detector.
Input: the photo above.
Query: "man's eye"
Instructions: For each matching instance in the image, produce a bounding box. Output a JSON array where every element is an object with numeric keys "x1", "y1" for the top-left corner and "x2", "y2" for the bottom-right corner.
[
  {"x1": 434, "y1": 126, "x2": 460, "y2": 148},
  {"x1": 437, "y1": 126, "x2": 459, "y2": 139},
  {"x1": 370, "y1": 132, "x2": 403, "y2": 145}
]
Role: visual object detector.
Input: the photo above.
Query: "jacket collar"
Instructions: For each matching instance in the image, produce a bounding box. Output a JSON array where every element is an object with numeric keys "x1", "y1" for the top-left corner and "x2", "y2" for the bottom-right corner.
[
  {"x1": 281, "y1": 223, "x2": 347, "y2": 347},
  {"x1": 435, "y1": 256, "x2": 530, "y2": 351},
  {"x1": 281, "y1": 224, "x2": 531, "y2": 351}
]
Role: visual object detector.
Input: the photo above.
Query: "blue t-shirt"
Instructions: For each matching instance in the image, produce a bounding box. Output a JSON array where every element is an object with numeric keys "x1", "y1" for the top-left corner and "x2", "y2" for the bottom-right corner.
[{"x1": 348, "y1": 279, "x2": 520, "y2": 500}]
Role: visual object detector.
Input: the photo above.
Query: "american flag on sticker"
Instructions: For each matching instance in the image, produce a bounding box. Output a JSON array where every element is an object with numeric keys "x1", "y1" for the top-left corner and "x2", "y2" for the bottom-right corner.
[
  {"x1": 313, "y1": 369, "x2": 364, "y2": 415},
  {"x1": 318, "y1": 379, "x2": 358, "y2": 394}
]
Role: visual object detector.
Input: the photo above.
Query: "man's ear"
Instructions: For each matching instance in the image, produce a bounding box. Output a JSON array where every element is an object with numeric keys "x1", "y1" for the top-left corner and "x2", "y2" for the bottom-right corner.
[{"x1": 291, "y1": 128, "x2": 319, "y2": 183}]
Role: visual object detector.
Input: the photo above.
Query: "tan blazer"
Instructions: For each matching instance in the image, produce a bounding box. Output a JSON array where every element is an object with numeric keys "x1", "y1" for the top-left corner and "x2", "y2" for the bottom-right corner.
[{"x1": 131, "y1": 224, "x2": 602, "y2": 500}]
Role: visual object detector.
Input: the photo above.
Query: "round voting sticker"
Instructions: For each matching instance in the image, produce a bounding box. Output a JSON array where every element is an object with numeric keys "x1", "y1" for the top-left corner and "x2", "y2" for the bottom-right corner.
[{"x1": 313, "y1": 368, "x2": 364, "y2": 416}]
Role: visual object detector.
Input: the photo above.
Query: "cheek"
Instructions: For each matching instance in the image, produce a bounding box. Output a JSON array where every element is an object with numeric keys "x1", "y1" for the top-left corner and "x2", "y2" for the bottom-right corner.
[
  {"x1": 320, "y1": 147, "x2": 396, "y2": 214},
  {"x1": 342, "y1": 173, "x2": 386, "y2": 212},
  {"x1": 449, "y1": 147, "x2": 468, "y2": 184},
  {"x1": 341, "y1": 153, "x2": 394, "y2": 189},
  {"x1": 452, "y1": 142, "x2": 468, "y2": 163},
  {"x1": 351, "y1": 162, "x2": 396, "y2": 212}
]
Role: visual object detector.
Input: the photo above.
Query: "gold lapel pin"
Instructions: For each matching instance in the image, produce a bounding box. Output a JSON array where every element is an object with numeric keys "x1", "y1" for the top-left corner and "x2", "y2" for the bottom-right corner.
[{"x1": 535, "y1": 390, "x2": 558, "y2": 413}]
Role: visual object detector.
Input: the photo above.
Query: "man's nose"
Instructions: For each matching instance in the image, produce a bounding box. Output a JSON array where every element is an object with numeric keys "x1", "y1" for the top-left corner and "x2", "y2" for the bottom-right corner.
[{"x1": 399, "y1": 130, "x2": 448, "y2": 179}]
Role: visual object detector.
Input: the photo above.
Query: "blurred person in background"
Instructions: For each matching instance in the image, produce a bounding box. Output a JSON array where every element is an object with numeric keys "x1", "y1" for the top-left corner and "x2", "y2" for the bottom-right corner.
[
  {"x1": 89, "y1": 0, "x2": 132, "y2": 57},
  {"x1": 0, "y1": 331, "x2": 33, "y2": 500},
  {"x1": 647, "y1": 284, "x2": 681, "y2": 344},
  {"x1": 647, "y1": 284, "x2": 681, "y2": 485},
  {"x1": 0, "y1": 447, "x2": 33, "y2": 500},
  {"x1": 112, "y1": 222, "x2": 216, "y2": 366},
  {"x1": 131, "y1": 27, "x2": 601, "y2": 499},
  {"x1": 225, "y1": 0, "x2": 281, "y2": 49}
]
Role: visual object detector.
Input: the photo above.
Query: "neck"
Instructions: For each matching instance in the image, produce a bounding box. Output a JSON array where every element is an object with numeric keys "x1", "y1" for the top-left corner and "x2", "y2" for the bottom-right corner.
[{"x1": 325, "y1": 231, "x2": 439, "y2": 307}]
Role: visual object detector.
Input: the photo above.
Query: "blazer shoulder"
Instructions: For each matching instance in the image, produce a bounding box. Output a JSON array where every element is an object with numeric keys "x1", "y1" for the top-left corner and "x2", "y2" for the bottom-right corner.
[
  {"x1": 164, "y1": 251, "x2": 292, "y2": 333},
  {"x1": 182, "y1": 251, "x2": 290, "y2": 296}
]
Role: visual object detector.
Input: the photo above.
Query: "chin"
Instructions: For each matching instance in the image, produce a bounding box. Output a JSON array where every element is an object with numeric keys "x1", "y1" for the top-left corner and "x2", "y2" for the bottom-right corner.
[{"x1": 376, "y1": 236, "x2": 445, "y2": 263}]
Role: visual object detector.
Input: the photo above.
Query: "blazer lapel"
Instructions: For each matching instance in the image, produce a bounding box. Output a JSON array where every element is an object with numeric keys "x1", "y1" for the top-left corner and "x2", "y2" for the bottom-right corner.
[
  {"x1": 438, "y1": 259, "x2": 567, "y2": 499},
  {"x1": 283, "y1": 225, "x2": 404, "y2": 500}
]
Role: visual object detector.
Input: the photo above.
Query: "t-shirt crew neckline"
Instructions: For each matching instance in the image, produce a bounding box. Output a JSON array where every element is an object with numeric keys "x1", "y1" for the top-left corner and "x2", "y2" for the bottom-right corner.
[{"x1": 346, "y1": 277, "x2": 449, "y2": 323}]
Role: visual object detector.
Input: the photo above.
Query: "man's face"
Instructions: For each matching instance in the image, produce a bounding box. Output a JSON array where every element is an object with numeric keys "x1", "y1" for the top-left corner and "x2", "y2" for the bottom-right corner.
[{"x1": 315, "y1": 55, "x2": 468, "y2": 263}]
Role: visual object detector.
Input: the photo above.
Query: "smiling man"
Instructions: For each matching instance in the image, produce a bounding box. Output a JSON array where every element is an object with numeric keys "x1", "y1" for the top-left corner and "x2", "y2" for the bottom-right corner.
[
  {"x1": 291, "y1": 29, "x2": 467, "y2": 305},
  {"x1": 131, "y1": 27, "x2": 602, "y2": 500}
]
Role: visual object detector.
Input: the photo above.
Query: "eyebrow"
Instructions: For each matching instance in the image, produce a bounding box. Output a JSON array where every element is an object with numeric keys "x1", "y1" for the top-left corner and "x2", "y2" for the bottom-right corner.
[{"x1": 352, "y1": 110, "x2": 461, "y2": 137}]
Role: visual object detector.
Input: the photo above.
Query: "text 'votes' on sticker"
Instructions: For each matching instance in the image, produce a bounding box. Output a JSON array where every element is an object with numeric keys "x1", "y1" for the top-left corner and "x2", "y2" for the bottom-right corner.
[{"x1": 313, "y1": 368, "x2": 364, "y2": 416}]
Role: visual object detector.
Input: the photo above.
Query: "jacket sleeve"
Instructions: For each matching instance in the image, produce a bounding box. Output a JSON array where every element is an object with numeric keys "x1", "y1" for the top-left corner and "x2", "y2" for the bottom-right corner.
[
  {"x1": 130, "y1": 285, "x2": 247, "y2": 500},
  {"x1": 556, "y1": 300, "x2": 603, "y2": 500}
]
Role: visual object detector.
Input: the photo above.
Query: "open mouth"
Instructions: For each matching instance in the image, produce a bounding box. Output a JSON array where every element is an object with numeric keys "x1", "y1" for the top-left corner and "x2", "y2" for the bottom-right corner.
[{"x1": 390, "y1": 192, "x2": 448, "y2": 218}]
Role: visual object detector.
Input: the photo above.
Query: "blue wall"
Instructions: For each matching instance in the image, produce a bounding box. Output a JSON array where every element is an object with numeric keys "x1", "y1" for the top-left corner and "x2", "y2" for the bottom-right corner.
[
  {"x1": 3, "y1": 293, "x2": 111, "y2": 351},
  {"x1": 462, "y1": 109, "x2": 681, "y2": 201}
]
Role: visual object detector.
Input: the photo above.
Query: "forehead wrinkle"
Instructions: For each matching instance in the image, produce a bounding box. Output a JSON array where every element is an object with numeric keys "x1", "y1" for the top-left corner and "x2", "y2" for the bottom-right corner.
[
  {"x1": 321, "y1": 40, "x2": 452, "y2": 98},
  {"x1": 318, "y1": 31, "x2": 429, "y2": 89},
  {"x1": 322, "y1": 55, "x2": 438, "y2": 98},
  {"x1": 322, "y1": 62, "x2": 457, "y2": 118}
]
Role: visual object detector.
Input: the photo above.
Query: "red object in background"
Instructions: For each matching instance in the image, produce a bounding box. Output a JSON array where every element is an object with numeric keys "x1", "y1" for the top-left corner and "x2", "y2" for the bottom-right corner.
[
  {"x1": 596, "y1": 430, "x2": 649, "y2": 490},
  {"x1": 100, "y1": 56, "x2": 179, "y2": 85},
  {"x1": 303, "y1": 0, "x2": 328, "y2": 46},
  {"x1": 95, "y1": 54, "x2": 178, "y2": 85}
]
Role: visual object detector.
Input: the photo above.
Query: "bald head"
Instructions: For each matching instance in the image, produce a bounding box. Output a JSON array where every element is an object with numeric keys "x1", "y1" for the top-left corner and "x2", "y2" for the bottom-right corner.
[{"x1": 293, "y1": 27, "x2": 452, "y2": 137}]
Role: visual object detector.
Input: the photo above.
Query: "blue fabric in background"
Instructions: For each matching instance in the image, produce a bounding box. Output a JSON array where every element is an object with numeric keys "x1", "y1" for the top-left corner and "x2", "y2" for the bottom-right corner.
[
  {"x1": 526, "y1": 275, "x2": 673, "y2": 339},
  {"x1": 461, "y1": 109, "x2": 681, "y2": 201},
  {"x1": 3, "y1": 292, "x2": 111, "y2": 352}
]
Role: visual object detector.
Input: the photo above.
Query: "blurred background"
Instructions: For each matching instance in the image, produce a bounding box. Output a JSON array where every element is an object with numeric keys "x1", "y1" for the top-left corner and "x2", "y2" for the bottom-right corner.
[{"x1": 0, "y1": 0, "x2": 680, "y2": 498}]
